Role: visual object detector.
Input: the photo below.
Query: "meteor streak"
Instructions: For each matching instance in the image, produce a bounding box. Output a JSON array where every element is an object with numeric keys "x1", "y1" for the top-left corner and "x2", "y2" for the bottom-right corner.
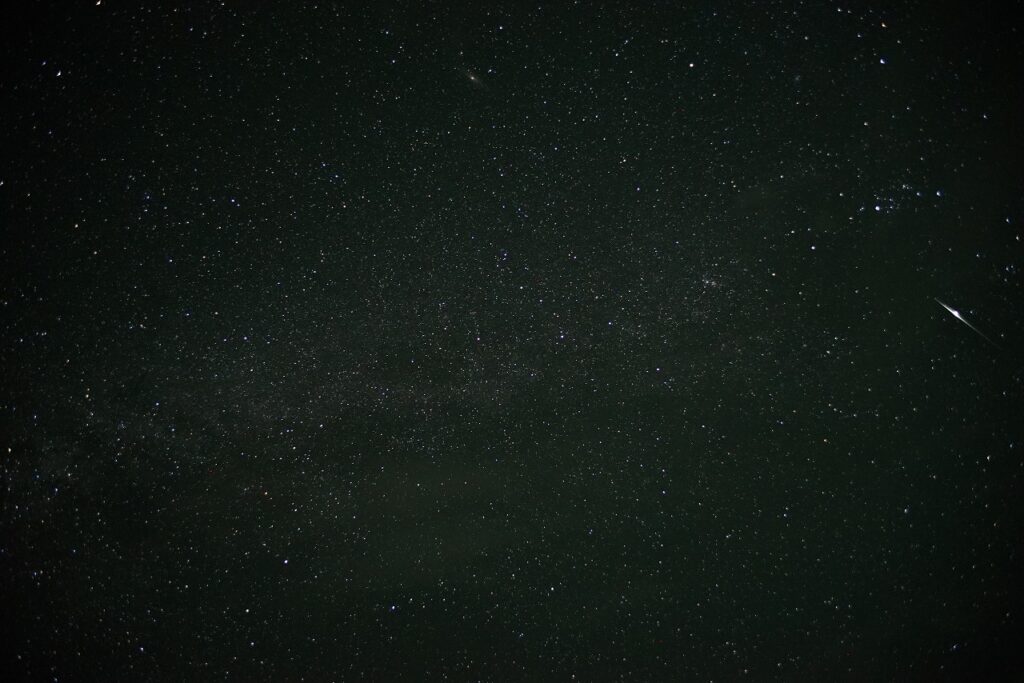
[{"x1": 934, "y1": 298, "x2": 998, "y2": 348}]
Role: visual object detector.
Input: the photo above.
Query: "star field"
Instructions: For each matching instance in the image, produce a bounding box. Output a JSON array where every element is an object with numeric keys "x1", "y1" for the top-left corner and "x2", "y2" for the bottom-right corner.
[{"x1": 2, "y1": 2, "x2": 1023, "y2": 680}]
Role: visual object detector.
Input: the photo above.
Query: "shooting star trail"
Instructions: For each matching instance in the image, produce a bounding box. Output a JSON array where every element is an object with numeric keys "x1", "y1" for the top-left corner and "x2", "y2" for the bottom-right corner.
[{"x1": 934, "y1": 298, "x2": 999, "y2": 348}]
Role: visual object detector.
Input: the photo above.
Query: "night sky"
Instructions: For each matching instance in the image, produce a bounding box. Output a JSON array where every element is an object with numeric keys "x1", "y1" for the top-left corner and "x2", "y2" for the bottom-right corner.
[{"x1": 3, "y1": 2, "x2": 1024, "y2": 681}]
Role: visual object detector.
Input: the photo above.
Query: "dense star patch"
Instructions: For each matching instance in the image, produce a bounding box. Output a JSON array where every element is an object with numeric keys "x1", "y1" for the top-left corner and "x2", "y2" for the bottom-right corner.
[{"x1": 2, "y1": 3, "x2": 1023, "y2": 681}]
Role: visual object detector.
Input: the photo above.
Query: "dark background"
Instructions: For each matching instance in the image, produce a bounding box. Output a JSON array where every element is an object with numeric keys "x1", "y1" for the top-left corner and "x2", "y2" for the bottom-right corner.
[{"x1": 2, "y1": 1, "x2": 1023, "y2": 680}]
